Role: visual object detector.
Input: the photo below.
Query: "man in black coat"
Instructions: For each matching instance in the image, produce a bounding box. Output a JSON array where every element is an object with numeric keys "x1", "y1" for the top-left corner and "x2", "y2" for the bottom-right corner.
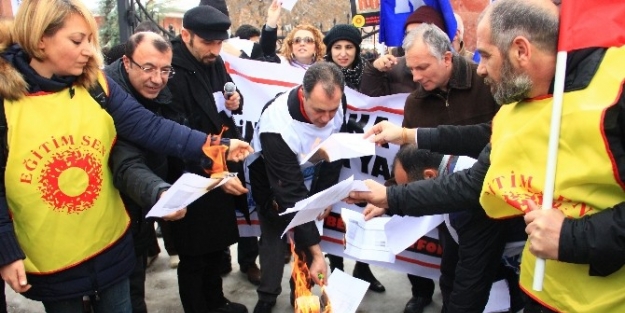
[
  {"x1": 166, "y1": 5, "x2": 249, "y2": 313},
  {"x1": 105, "y1": 31, "x2": 182, "y2": 313}
]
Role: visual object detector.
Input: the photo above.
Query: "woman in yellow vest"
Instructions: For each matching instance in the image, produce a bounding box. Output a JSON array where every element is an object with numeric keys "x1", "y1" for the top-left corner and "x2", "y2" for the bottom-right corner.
[{"x1": 0, "y1": 1, "x2": 251, "y2": 312}]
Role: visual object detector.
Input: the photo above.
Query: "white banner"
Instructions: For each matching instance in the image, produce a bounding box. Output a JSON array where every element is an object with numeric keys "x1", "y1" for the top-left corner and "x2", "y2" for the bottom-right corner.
[
  {"x1": 223, "y1": 54, "x2": 511, "y2": 312},
  {"x1": 223, "y1": 53, "x2": 442, "y2": 279}
]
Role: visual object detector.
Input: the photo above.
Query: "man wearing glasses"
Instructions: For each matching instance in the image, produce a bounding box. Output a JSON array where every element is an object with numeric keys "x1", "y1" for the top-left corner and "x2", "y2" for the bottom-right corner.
[{"x1": 104, "y1": 31, "x2": 180, "y2": 313}]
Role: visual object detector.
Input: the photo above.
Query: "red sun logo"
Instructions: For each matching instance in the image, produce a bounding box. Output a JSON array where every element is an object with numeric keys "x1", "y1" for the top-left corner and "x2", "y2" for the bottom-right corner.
[{"x1": 38, "y1": 149, "x2": 103, "y2": 214}]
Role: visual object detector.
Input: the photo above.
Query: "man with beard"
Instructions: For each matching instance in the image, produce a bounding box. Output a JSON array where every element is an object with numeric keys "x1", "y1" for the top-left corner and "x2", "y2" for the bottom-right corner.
[
  {"x1": 397, "y1": 23, "x2": 521, "y2": 313},
  {"x1": 165, "y1": 5, "x2": 249, "y2": 313},
  {"x1": 346, "y1": 0, "x2": 625, "y2": 312}
]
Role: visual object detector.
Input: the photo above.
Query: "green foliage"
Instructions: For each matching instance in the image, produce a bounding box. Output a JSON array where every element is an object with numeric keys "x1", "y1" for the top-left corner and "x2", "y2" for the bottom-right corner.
[{"x1": 99, "y1": 0, "x2": 120, "y2": 48}]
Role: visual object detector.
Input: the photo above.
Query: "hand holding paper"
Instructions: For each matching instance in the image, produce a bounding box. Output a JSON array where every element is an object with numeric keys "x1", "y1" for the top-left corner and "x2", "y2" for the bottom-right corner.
[
  {"x1": 146, "y1": 173, "x2": 233, "y2": 218},
  {"x1": 279, "y1": 176, "x2": 369, "y2": 237}
]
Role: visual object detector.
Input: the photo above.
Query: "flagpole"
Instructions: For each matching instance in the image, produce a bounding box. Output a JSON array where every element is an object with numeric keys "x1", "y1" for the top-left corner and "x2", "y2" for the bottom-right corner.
[{"x1": 533, "y1": 50, "x2": 568, "y2": 291}]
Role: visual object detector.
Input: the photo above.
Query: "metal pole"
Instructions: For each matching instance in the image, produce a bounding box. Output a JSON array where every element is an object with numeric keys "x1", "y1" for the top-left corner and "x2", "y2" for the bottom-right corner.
[{"x1": 117, "y1": 0, "x2": 132, "y2": 43}]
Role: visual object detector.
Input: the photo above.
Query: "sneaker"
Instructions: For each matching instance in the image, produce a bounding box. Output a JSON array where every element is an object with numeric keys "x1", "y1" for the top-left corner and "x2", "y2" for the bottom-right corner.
[
  {"x1": 211, "y1": 299, "x2": 248, "y2": 313},
  {"x1": 253, "y1": 300, "x2": 275, "y2": 313},
  {"x1": 169, "y1": 255, "x2": 180, "y2": 269}
]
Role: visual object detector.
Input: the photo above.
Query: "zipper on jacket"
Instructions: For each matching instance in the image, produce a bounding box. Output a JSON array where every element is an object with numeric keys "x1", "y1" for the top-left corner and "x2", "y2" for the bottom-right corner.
[{"x1": 434, "y1": 90, "x2": 451, "y2": 107}]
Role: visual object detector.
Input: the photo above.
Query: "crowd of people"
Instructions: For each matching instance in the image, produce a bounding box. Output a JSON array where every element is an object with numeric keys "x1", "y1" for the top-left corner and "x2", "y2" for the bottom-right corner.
[{"x1": 2, "y1": 0, "x2": 624, "y2": 313}]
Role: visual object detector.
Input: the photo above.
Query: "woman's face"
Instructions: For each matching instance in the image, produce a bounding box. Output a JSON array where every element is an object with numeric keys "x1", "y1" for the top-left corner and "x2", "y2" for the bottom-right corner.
[
  {"x1": 331, "y1": 40, "x2": 357, "y2": 68},
  {"x1": 290, "y1": 30, "x2": 316, "y2": 64},
  {"x1": 35, "y1": 13, "x2": 95, "y2": 78}
]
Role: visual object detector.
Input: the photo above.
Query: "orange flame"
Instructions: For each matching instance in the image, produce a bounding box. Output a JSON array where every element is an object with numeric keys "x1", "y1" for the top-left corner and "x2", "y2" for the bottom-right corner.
[{"x1": 289, "y1": 237, "x2": 331, "y2": 313}]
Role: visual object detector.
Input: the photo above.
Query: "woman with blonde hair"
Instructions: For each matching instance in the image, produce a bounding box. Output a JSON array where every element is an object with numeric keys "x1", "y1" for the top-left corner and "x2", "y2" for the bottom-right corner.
[
  {"x1": 0, "y1": 1, "x2": 251, "y2": 312},
  {"x1": 260, "y1": 0, "x2": 325, "y2": 69}
]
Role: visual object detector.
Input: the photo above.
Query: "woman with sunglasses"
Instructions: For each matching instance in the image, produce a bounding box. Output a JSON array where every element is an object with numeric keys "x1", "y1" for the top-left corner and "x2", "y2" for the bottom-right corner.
[
  {"x1": 320, "y1": 23, "x2": 386, "y2": 293},
  {"x1": 260, "y1": 0, "x2": 325, "y2": 69}
]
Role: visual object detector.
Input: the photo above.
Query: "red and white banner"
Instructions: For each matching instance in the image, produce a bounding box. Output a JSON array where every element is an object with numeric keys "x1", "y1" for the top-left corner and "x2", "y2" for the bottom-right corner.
[
  {"x1": 224, "y1": 54, "x2": 512, "y2": 312},
  {"x1": 224, "y1": 54, "x2": 442, "y2": 279}
]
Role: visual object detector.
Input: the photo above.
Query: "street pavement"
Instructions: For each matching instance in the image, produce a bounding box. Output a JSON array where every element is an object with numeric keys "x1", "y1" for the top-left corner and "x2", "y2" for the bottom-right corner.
[{"x1": 5, "y1": 239, "x2": 443, "y2": 313}]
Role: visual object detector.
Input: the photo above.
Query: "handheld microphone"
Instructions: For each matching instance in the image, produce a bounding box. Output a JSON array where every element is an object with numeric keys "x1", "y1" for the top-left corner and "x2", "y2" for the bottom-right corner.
[{"x1": 224, "y1": 82, "x2": 236, "y2": 100}]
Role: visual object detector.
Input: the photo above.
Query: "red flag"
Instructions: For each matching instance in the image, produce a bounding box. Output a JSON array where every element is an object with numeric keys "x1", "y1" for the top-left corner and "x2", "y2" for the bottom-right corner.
[{"x1": 558, "y1": 0, "x2": 625, "y2": 51}]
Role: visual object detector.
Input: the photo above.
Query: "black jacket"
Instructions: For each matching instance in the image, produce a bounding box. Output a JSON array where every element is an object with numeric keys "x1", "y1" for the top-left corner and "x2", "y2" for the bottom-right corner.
[
  {"x1": 389, "y1": 48, "x2": 625, "y2": 277},
  {"x1": 105, "y1": 59, "x2": 172, "y2": 255},
  {"x1": 165, "y1": 37, "x2": 247, "y2": 255}
]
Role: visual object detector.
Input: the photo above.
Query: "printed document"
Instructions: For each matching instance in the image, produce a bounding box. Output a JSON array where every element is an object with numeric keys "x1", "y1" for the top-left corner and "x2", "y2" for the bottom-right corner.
[
  {"x1": 385, "y1": 214, "x2": 445, "y2": 254},
  {"x1": 325, "y1": 269, "x2": 369, "y2": 313},
  {"x1": 146, "y1": 173, "x2": 233, "y2": 218},
  {"x1": 342, "y1": 208, "x2": 395, "y2": 263},
  {"x1": 279, "y1": 176, "x2": 369, "y2": 237}
]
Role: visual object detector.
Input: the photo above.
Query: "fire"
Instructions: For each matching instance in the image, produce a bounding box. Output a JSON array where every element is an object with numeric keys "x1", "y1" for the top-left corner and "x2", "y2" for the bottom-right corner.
[{"x1": 289, "y1": 237, "x2": 332, "y2": 313}]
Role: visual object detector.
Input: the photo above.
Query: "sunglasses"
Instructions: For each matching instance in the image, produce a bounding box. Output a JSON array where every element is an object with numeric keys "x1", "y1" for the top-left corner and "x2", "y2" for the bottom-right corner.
[{"x1": 290, "y1": 36, "x2": 315, "y2": 45}]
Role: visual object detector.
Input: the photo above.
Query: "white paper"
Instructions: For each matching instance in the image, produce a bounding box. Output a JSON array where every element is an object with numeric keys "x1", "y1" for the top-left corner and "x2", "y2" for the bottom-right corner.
[
  {"x1": 342, "y1": 208, "x2": 395, "y2": 263},
  {"x1": 146, "y1": 173, "x2": 233, "y2": 218},
  {"x1": 299, "y1": 133, "x2": 375, "y2": 165},
  {"x1": 484, "y1": 280, "x2": 511, "y2": 312},
  {"x1": 325, "y1": 269, "x2": 369, "y2": 313},
  {"x1": 280, "y1": 0, "x2": 298, "y2": 11},
  {"x1": 279, "y1": 176, "x2": 369, "y2": 237},
  {"x1": 385, "y1": 214, "x2": 445, "y2": 254},
  {"x1": 212, "y1": 91, "x2": 232, "y2": 117},
  {"x1": 225, "y1": 37, "x2": 255, "y2": 57}
]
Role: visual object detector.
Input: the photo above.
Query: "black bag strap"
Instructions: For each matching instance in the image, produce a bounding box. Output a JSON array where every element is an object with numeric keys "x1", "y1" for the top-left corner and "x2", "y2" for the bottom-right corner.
[{"x1": 88, "y1": 82, "x2": 109, "y2": 110}]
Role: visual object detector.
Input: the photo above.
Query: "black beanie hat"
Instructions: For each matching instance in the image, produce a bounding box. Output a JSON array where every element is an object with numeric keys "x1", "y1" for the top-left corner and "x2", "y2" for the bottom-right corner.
[
  {"x1": 323, "y1": 24, "x2": 362, "y2": 59},
  {"x1": 199, "y1": 0, "x2": 230, "y2": 17}
]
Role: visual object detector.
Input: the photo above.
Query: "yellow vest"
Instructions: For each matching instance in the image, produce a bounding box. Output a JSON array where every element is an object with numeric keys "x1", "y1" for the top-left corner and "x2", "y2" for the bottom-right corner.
[
  {"x1": 4, "y1": 74, "x2": 130, "y2": 274},
  {"x1": 480, "y1": 47, "x2": 625, "y2": 312}
]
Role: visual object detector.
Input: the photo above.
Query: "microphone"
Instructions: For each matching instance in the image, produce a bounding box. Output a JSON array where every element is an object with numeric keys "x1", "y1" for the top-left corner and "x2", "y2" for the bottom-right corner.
[{"x1": 224, "y1": 82, "x2": 236, "y2": 100}]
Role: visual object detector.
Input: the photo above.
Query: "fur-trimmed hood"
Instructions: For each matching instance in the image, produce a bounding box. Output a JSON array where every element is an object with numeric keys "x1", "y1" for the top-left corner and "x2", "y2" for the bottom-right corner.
[
  {"x1": 0, "y1": 44, "x2": 28, "y2": 101},
  {"x1": 0, "y1": 44, "x2": 78, "y2": 102}
]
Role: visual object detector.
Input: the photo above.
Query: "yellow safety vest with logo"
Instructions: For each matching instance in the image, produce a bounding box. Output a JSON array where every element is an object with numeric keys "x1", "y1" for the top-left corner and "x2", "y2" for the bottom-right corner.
[
  {"x1": 4, "y1": 73, "x2": 130, "y2": 274},
  {"x1": 480, "y1": 47, "x2": 625, "y2": 312}
]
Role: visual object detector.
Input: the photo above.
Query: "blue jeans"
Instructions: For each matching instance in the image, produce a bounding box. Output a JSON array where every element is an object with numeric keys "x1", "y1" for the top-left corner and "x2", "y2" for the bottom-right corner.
[{"x1": 43, "y1": 278, "x2": 132, "y2": 313}]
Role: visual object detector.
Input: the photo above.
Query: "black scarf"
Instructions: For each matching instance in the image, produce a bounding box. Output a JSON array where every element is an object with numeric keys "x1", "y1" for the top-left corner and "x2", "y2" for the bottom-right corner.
[
  {"x1": 5, "y1": 44, "x2": 76, "y2": 94},
  {"x1": 340, "y1": 55, "x2": 365, "y2": 89}
]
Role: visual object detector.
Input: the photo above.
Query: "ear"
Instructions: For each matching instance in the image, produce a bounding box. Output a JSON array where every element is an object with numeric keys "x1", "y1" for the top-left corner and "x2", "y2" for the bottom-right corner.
[
  {"x1": 423, "y1": 168, "x2": 439, "y2": 179},
  {"x1": 510, "y1": 35, "x2": 531, "y2": 66},
  {"x1": 122, "y1": 55, "x2": 131, "y2": 71},
  {"x1": 443, "y1": 51, "x2": 453, "y2": 66},
  {"x1": 37, "y1": 37, "x2": 46, "y2": 50},
  {"x1": 181, "y1": 28, "x2": 191, "y2": 43}
]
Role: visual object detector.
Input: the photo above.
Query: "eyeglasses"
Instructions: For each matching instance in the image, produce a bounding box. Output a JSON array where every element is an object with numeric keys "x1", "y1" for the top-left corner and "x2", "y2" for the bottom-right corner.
[
  {"x1": 289, "y1": 36, "x2": 315, "y2": 45},
  {"x1": 127, "y1": 56, "x2": 175, "y2": 78}
]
